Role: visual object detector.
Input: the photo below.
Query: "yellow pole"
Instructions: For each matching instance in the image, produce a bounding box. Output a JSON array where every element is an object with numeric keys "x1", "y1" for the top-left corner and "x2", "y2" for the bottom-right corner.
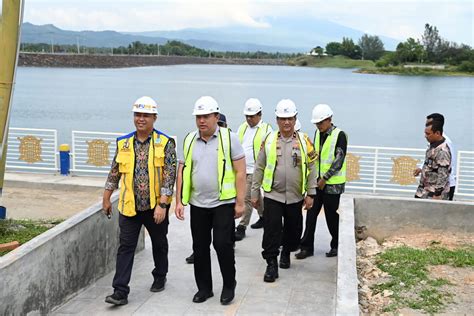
[{"x1": 0, "y1": 0, "x2": 24, "y2": 200}]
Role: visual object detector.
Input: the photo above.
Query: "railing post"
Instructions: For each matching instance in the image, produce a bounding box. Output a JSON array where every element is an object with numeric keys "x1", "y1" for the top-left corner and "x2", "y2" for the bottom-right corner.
[
  {"x1": 59, "y1": 144, "x2": 70, "y2": 175},
  {"x1": 372, "y1": 148, "x2": 379, "y2": 194},
  {"x1": 455, "y1": 151, "x2": 461, "y2": 194}
]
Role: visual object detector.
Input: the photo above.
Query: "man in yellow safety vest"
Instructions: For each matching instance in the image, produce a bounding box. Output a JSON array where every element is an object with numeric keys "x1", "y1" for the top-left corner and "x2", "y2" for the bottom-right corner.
[
  {"x1": 102, "y1": 96, "x2": 177, "y2": 305},
  {"x1": 251, "y1": 99, "x2": 317, "y2": 283},
  {"x1": 175, "y1": 96, "x2": 246, "y2": 305},
  {"x1": 295, "y1": 103, "x2": 347, "y2": 260},
  {"x1": 234, "y1": 98, "x2": 272, "y2": 241}
]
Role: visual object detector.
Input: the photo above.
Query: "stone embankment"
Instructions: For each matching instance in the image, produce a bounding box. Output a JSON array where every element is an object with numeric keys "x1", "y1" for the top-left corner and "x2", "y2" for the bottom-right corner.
[{"x1": 18, "y1": 52, "x2": 286, "y2": 68}]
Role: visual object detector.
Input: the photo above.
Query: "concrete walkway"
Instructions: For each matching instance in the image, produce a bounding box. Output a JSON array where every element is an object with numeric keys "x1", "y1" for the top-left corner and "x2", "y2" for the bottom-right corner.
[{"x1": 53, "y1": 210, "x2": 338, "y2": 315}]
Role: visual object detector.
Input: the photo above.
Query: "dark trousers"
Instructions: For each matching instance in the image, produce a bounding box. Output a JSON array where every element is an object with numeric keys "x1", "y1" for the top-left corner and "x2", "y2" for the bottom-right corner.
[
  {"x1": 112, "y1": 208, "x2": 169, "y2": 296},
  {"x1": 449, "y1": 186, "x2": 455, "y2": 201},
  {"x1": 190, "y1": 203, "x2": 235, "y2": 293},
  {"x1": 261, "y1": 197, "x2": 303, "y2": 259},
  {"x1": 300, "y1": 190, "x2": 340, "y2": 252}
]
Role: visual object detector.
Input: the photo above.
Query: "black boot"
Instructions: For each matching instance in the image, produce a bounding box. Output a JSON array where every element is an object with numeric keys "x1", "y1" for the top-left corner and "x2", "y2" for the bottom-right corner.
[
  {"x1": 279, "y1": 251, "x2": 290, "y2": 269},
  {"x1": 250, "y1": 216, "x2": 264, "y2": 229},
  {"x1": 263, "y1": 258, "x2": 279, "y2": 283},
  {"x1": 235, "y1": 225, "x2": 246, "y2": 241}
]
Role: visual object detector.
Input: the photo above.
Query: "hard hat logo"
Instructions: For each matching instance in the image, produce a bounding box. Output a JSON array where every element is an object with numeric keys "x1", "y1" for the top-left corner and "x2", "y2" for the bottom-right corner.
[
  {"x1": 243, "y1": 98, "x2": 263, "y2": 115},
  {"x1": 192, "y1": 96, "x2": 220, "y2": 115},
  {"x1": 275, "y1": 99, "x2": 297, "y2": 118},
  {"x1": 132, "y1": 96, "x2": 158, "y2": 114}
]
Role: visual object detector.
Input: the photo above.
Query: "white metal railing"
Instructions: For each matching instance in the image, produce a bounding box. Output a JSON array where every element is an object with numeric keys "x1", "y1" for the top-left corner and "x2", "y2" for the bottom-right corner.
[
  {"x1": 346, "y1": 146, "x2": 474, "y2": 199},
  {"x1": 6, "y1": 127, "x2": 58, "y2": 171},
  {"x1": 71, "y1": 131, "x2": 122, "y2": 174},
  {"x1": 456, "y1": 151, "x2": 474, "y2": 198}
]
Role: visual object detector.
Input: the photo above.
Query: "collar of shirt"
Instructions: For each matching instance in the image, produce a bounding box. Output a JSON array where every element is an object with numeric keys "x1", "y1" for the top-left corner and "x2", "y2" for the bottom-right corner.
[
  {"x1": 134, "y1": 131, "x2": 152, "y2": 144},
  {"x1": 198, "y1": 125, "x2": 219, "y2": 141},
  {"x1": 323, "y1": 124, "x2": 336, "y2": 136},
  {"x1": 246, "y1": 119, "x2": 263, "y2": 129},
  {"x1": 430, "y1": 137, "x2": 445, "y2": 149}
]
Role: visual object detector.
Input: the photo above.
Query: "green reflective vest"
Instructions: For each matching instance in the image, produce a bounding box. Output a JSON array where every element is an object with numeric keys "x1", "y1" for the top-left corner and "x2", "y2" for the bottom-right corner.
[
  {"x1": 314, "y1": 127, "x2": 346, "y2": 184},
  {"x1": 181, "y1": 127, "x2": 236, "y2": 205},
  {"x1": 237, "y1": 121, "x2": 272, "y2": 161},
  {"x1": 262, "y1": 131, "x2": 309, "y2": 194}
]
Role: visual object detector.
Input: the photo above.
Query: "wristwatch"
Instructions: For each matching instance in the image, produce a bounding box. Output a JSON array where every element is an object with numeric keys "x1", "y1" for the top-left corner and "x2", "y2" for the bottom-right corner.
[{"x1": 158, "y1": 202, "x2": 168, "y2": 209}]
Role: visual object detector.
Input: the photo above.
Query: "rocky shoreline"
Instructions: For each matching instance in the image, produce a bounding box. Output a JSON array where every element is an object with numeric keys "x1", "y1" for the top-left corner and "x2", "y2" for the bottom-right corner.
[{"x1": 18, "y1": 52, "x2": 287, "y2": 68}]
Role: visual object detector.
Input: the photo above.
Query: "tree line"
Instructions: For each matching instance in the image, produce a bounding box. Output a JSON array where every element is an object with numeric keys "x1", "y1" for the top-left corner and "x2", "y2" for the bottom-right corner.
[
  {"x1": 20, "y1": 40, "x2": 299, "y2": 60},
  {"x1": 314, "y1": 24, "x2": 473, "y2": 72}
]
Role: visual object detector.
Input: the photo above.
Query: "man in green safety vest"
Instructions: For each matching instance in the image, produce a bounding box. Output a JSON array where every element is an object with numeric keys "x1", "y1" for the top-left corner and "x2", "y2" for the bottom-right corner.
[
  {"x1": 102, "y1": 96, "x2": 177, "y2": 306},
  {"x1": 234, "y1": 98, "x2": 273, "y2": 241},
  {"x1": 175, "y1": 96, "x2": 246, "y2": 305},
  {"x1": 296, "y1": 103, "x2": 347, "y2": 260},
  {"x1": 251, "y1": 99, "x2": 318, "y2": 283}
]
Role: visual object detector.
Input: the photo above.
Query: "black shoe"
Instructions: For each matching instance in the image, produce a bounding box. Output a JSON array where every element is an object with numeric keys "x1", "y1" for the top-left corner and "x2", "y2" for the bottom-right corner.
[
  {"x1": 105, "y1": 292, "x2": 128, "y2": 305},
  {"x1": 263, "y1": 258, "x2": 279, "y2": 283},
  {"x1": 185, "y1": 253, "x2": 194, "y2": 264},
  {"x1": 192, "y1": 290, "x2": 214, "y2": 303},
  {"x1": 220, "y1": 281, "x2": 236, "y2": 305},
  {"x1": 250, "y1": 217, "x2": 264, "y2": 229},
  {"x1": 295, "y1": 249, "x2": 314, "y2": 260},
  {"x1": 326, "y1": 248, "x2": 338, "y2": 257},
  {"x1": 279, "y1": 252, "x2": 290, "y2": 269},
  {"x1": 234, "y1": 225, "x2": 246, "y2": 241},
  {"x1": 150, "y1": 277, "x2": 166, "y2": 292}
]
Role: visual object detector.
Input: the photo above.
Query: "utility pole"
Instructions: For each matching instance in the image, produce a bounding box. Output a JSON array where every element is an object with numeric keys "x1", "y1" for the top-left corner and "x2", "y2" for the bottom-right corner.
[{"x1": 76, "y1": 36, "x2": 80, "y2": 54}]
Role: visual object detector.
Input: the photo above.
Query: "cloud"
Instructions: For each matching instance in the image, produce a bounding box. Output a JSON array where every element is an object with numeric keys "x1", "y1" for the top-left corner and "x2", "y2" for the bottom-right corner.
[{"x1": 23, "y1": 0, "x2": 473, "y2": 45}]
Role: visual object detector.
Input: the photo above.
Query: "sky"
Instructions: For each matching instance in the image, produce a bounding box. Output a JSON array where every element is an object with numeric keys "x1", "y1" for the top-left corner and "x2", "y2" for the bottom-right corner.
[{"x1": 20, "y1": 0, "x2": 474, "y2": 45}]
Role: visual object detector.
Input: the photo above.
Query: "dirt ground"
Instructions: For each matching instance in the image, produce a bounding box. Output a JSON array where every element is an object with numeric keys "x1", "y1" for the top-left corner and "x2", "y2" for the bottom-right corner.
[
  {"x1": 1, "y1": 184, "x2": 104, "y2": 220},
  {"x1": 357, "y1": 232, "x2": 474, "y2": 315}
]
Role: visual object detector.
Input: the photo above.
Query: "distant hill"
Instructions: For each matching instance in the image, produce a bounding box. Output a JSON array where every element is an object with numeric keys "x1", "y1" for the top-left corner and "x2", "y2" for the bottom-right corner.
[{"x1": 21, "y1": 17, "x2": 401, "y2": 53}]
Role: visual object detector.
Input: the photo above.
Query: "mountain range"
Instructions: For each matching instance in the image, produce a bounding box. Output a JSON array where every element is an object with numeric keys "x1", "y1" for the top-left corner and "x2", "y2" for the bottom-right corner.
[{"x1": 21, "y1": 18, "x2": 401, "y2": 53}]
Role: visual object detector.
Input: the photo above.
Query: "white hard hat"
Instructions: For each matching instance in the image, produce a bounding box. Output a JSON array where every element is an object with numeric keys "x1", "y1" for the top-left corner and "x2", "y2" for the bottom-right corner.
[
  {"x1": 132, "y1": 96, "x2": 158, "y2": 114},
  {"x1": 295, "y1": 119, "x2": 301, "y2": 131},
  {"x1": 275, "y1": 99, "x2": 297, "y2": 118},
  {"x1": 311, "y1": 103, "x2": 333, "y2": 123},
  {"x1": 243, "y1": 98, "x2": 263, "y2": 115},
  {"x1": 192, "y1": 96, "x2": 220, "y2": 115}
]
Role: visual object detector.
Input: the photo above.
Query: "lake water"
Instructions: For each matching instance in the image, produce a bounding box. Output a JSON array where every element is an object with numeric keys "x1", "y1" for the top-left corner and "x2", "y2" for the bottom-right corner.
[{"x1": 11, "y1": 65, "x2": 474, "y2": 151}]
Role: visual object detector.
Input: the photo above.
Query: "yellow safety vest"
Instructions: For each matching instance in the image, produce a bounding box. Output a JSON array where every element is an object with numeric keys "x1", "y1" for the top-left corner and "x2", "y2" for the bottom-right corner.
[
  {"x1": 237, "y1": 121, "x2": 272, "y2": 160},
  {"x1": 262, "y1": 131, "x2": 309, "y2": 195},
  {"x1": 116, "y1": 130, "x2": 171, "y2": 217},
  {"x1": 314, "y1": 128, "x2": 346, "y2": 184},
  {"x1": 181, "y1": 127, "x2": 236, "y2": 205}
]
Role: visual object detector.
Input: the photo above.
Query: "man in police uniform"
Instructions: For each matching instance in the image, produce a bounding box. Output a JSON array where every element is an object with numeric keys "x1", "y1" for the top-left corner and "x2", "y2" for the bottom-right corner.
[
  {"x1": 296, "y1": 104, "x2": 347, "y2": 260},
  {"x1": 103, "y1": 96, "x2": 177, "y2": 305},
  {"x1": 414, "y1": 119, "x2": 451, "y2": 199},
  {"x1": 234, "y1": 98, "x2": 272, "y2": 241},
  {"x1": 251, "y1": 99, "x2": 317, "y2": 282},
  {"x1": 175, "y1": 96, "x2": 246, "y2": 305}
]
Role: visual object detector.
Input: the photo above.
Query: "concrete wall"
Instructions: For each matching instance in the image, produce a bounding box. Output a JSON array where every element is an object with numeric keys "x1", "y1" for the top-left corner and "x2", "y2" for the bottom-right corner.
[
  {"x1": 0, "y1": 192, "x2": 144, "y2": 315},
  {"x1": 354, "y1": 196, "x2": 474, "y2": 242}
]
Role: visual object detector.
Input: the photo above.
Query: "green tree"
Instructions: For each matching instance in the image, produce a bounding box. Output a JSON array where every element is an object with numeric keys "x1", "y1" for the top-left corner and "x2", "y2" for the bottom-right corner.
[
  {"x1": 325, "y1": 42, "x2": 341, "y2": 56},
  {"x1": 340, "y1": 37, "x2": 361, "y2": 59},
  {"x1": 395, "y1": 38, "x2": 425, "y2": 63},
  {"x1": 422, "y1": 23, "x2": 442, "y2": 62},
  {"x1": 311, "y1": 46, "x2": 324, "y2": 56},
  {"x1": 358, "y1": 34, "x2": 385, "y2": 60}
]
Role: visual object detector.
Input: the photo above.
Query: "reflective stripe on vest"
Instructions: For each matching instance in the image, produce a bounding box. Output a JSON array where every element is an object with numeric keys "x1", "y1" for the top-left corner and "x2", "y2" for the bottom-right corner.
[
  {"x1": 262, "y1": 131, "x2": 308, "y2": 194},
  {"x1": 314, "y1": 128, "x2": 346, "y2": 185},
  {"x1": 116, "y1": 130, "x2": 170, "y2": 217},
  {"x1": 181, "y1": 127, "x2": 236, "y2": 205},
  {"x1": 237, "y1": 122, "x2": 271, "y2": 161}
]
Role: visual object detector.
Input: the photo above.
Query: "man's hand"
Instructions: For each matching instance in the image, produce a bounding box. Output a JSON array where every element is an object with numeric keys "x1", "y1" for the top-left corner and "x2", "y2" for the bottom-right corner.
[
  {"x1": 102, "y1": 195, "x2": 112, "y2": 218},
  {"x1": 175, "y1": 202, "x2": 185, "y2": 221},
  {"x1": 234, "y1": 203, "x2": 244, "y2": 219},
  {"x1": 251, "y1": 197, "x2": 260, "y2": 209},
  {"x1": 153, "y1": 205, "x2": 166, "y2": 224},
  {"x1": 304, "y1": 196, "x2": 314, "y2": 210},
  {"x1": 317, "y1": 178, "x2": 326, "y2": 190},
  {"x1": 413, "y1": 168, "x2": 422, "y2": 177}
]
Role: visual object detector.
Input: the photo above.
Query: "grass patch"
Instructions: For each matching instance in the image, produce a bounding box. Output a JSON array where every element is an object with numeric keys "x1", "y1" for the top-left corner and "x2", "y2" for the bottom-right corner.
[
  {"x1": 356, "y1": 66, "x2": 474, "y2": 77},
  {"x1": 0, "y1": 219, "x2": 63, "y2": 256},
  {"x1": 287, "y1": 55, "x2": 374, "y2": 68},
  {"x1": 373, "y1": 245, "x2": 474, "y2": 314}
]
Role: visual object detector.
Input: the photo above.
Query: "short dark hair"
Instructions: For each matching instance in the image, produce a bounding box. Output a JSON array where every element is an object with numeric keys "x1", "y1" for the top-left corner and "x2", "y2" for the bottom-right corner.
[
  {"x1": 427, "y1": 119, "x2": 443, "y2": 135},
  {"x1": 426, "y1": 113, "x2": 445, "y2": 125}
]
